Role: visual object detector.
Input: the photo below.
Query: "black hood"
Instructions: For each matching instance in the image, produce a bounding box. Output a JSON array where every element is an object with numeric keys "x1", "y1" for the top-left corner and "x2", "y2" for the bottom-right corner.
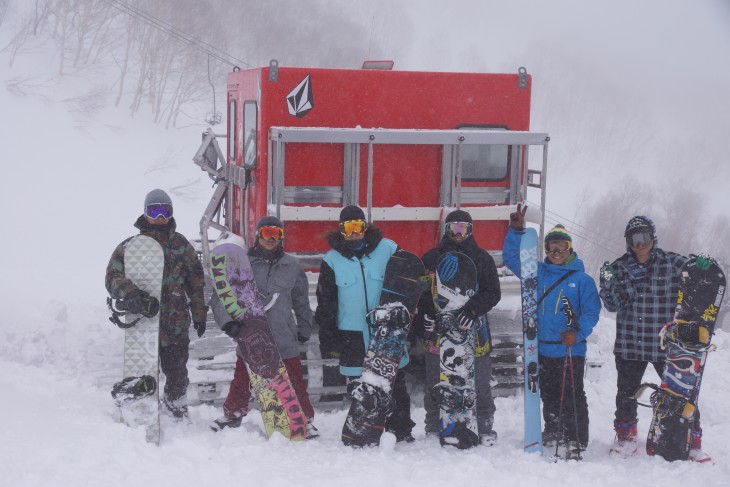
[{"x1": 326, "y1": 225, "x2": 384, "y2": 259}]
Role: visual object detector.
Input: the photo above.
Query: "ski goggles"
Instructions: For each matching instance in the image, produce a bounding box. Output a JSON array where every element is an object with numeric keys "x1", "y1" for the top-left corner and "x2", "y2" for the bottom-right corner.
[
  {"x1": 258, "y1": 226, "x2": 284, "y2": 241},
  {"x1": 340, "y1": 219, "x2": 367, "y2": 237},
  {"x1": 145, "y1": 204, "x2": 172, "y2": 220},
  {"x1": 627, "y1": 231, "x2": 653, "y2": 247},
  {"x1": 446, "y1": 221, "x2": 473, "y2": 238}
]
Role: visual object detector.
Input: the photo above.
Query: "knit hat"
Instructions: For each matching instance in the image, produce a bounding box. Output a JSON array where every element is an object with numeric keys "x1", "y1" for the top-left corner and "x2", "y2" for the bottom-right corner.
[
  {"x1": 544, "y1": 224, "x2": 572, "y2": 251},
  {"x1": 624, "y1": 215, "x2": 655, "y2": 238},
  {"x1": 257, "y1": 215, "x2": 284, "y2": 229},
  {"x1": 445, "y1": 209, "x2": 473, "y2": 224},
  {"x1": 144, "y1": 189, "x2": 172, "y2": 209},
  {"x1": 340, "y1": 205, "x2": 365, "y2": 222}
]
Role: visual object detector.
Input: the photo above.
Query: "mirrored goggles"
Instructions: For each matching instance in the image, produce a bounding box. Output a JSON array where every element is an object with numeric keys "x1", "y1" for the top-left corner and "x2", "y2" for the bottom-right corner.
[
  {"x1": 547, "y1": 247, "x2": 570, "y2": 256},
  {"x1": 446, "y1": 221, "x2": 473, "y2": 238},
  {"x1": 627, "y1": 231, "x2": 653, "y2": 247},
  {"x1": 145, "y1": 204, "x2": 172, "y2": 220},
  {"x1": 258, "y1": 226, "x2": 284, "y2": 241},
  {"x1": 340, "y1": 219, "x2": 367, "y2": 237}
]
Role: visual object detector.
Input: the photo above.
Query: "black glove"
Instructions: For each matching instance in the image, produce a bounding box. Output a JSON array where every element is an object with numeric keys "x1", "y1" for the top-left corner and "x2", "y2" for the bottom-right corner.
[
  {"x1": 221, "y1": 321, "x2": 243, "y2": 339},
  {"x1": 297, "y1": 334, "x2": 309, "y2": 344},
  {"x1": 124, "y1": 289, "x2": 150, "y2": 315},
  {"x1": 561, "y1": 296, "x2": 580, "y2": 332},
  {"x1": 600, "y1": 261, "x2": 615, "y2": 285},
  {"x1": 457, "y1": 309, "x2": 478, "y2": 330},
  {"x1": 422, "y1": 314, "x2": 437, "y2": 341},
  {"x1": 193, "y1": 321, "x2": 206, "y2": 338}
]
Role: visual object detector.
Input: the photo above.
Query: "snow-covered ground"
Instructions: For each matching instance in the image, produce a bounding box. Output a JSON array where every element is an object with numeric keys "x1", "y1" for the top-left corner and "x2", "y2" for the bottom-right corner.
[{"x1": 3, "y1": 3, "x2": 730, "y2": 486}]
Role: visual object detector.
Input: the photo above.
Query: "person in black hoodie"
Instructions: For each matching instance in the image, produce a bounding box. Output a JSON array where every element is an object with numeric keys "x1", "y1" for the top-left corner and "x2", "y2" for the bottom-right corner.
[
  {"x1": 413, "y1": 209, "x2": 501, "y2": 444},
  {"x1": 315, "y1": 205, "x2": 415, "y2": 442}
]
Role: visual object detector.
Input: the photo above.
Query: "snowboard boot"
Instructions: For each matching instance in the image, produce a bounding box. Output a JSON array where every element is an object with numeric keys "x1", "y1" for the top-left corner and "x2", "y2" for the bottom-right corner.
[
  {"x1": 610, "y1": 418, "x2": 638, "y2": 457},
  {"x1": 163, "y1": 395, "x2": 189, "y2": 421},
  {"x1": 565, "y1": 440, "x2": 584, "y2": 461},
  {"x1": 478, "y1": 417, "x2": 497, "y2": 446},
  {"x1": 479, "y1": 430, "x2": 498, "y2": 447},
  {"x1": 306, "y1": 420, "x2": 320, "y2": 440},
  {"x1": 210, "y1": 414, "x2": 243, "y2": 432},
  {"x1": 688, "y1": 428, "x2": 712, "y2": 463}
]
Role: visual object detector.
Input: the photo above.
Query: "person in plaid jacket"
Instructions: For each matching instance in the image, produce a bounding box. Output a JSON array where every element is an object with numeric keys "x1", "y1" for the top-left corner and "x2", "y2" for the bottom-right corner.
[{"x1": 599, "y1": 215, "x2": 707, "y2": 460}]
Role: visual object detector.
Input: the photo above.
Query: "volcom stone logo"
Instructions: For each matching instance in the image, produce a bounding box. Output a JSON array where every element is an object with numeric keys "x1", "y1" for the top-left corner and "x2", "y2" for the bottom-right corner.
[{"x1": 286, "y1": 74, "x2": 313, "y2": 117}]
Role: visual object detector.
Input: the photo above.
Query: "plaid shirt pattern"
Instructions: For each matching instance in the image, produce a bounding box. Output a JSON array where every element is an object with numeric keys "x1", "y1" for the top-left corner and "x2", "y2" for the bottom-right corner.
[{"x1": 599, "y1": 249, "x2": 687, "y2": 361}]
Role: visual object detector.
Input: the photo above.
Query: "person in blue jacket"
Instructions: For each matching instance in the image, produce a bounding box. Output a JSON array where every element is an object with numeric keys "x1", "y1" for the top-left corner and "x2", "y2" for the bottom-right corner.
[
  {"x1": 315, "y1": 205, "x2": 414, "y2": 442},
  {"x1": 503, "y1": 204, "x2": 601, "y2": 456}
]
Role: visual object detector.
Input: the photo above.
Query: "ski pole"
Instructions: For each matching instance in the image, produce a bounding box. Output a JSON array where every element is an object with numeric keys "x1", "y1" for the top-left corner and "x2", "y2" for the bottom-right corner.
[{"x1": 556, "y1": 353, "x2": 569, "y2": 459}]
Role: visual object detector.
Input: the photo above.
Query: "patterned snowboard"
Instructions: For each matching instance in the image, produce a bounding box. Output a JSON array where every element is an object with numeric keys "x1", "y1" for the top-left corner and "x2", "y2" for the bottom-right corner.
[
  {"x1": 431, "y1": 251, "x2": 479, "y2": 449},
  {"x1": 519, "y1": 228, "x2": 542, "y2": 454},
  {"x1": 342, "y1": 250, "x2": 426, "y2": 447},
  {"x1": 642, "y1": 254, "x2": 726, "y2": 461},
  {"x1": 120, "y1": 235, "x2": 164, "y2": 444},
  {"x1": 209, "y1": 233, "x2": 307, "y2": 441}
]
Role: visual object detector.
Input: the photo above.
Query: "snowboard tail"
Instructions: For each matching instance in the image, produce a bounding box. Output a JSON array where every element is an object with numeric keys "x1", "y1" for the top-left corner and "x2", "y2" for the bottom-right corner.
[{"x1": 642, "y1": 254, "x2": 725, "y2": 461}]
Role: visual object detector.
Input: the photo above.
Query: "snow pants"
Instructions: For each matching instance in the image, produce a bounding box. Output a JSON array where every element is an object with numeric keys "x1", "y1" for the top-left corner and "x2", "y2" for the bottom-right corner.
[
  {"x1": 539, "y1": 355, "x2": 588, "y2": 447},
  {"x1": 223, "y1": 355, "x2": 315, "y2": 420},
  {"x1": 159, "y1": 341, "x2": 189, "y2": 403}
]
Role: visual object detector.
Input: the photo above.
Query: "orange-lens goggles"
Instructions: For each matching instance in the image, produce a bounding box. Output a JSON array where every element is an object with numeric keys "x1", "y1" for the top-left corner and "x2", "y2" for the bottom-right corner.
[
  {"x1": 340, "y1": 219, "x2": 367, "y2": 237},
  {"x1": 258, "y1": 226, "x2": 284, "y2": 240}
]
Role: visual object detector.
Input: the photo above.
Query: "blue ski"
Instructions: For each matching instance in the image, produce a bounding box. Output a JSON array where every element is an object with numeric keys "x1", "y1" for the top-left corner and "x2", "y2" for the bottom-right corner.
[{"x1": 520, "y1": 228, "x2": 542, "y2": 454}]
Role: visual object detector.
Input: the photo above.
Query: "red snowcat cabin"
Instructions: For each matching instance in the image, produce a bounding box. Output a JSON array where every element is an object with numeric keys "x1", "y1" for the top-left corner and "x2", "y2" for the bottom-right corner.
[{"x1": 193, "y1": 61, "x2": 549, "y2": 269}]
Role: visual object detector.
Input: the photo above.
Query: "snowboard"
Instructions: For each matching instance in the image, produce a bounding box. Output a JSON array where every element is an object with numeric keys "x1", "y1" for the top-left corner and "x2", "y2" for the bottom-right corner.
[
  {"x1": 342, "y1": 250, "x2": 426, "y2": 447},
  {"x1": 519, "y1": 228, "x2": 543, "y2": 454},
  {"x1": 431, "y1": 251, "x2": 480, "y2": 449},
  {"x1": 119, "y1": 235, "x2": 164, "y2": 444},
  {"x1": 640, "y1": 254, "x2": 725, "y2": 461},
  {"x1": 209, "y1": 233, "x2": 308, "y2": 441}
]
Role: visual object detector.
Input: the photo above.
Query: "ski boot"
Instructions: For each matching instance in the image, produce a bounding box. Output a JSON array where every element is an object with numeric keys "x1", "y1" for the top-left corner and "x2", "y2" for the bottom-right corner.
[
  {"x1": 610, "y1": 418, "x2": 638, "y2": 457},
  {"x1": 688, "y1": 429, "x2": 712, "y2": 463},
  {"x1": 565, "y1": 440, "x2": 584, "y2": 461}
]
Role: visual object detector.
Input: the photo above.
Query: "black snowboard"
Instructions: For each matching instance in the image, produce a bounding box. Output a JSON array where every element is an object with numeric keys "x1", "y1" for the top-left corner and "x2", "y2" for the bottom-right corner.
[
  {"x1": 341, "y1": 250, "x2": 426, "y2": 447},
  {"x1": 431, "y1": 251, "x2": 480, "y2": 449},
  {"x1": 641, "y1": 254, "x2": 725, "y2": 461}
]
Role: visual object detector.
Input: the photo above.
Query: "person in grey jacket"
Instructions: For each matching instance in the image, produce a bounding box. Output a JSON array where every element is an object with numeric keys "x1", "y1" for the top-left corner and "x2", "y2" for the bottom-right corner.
[{"x1": 210, "y1": 216, "x2": 314, "y2": 432}]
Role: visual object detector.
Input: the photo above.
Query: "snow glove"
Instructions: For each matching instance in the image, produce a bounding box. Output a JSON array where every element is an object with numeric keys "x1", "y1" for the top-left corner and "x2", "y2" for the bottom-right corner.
[
  {"x1": 221, "y1": 321, "x2": 243, "y2": 339},
  {"x1": 458, "y1": 309, "x2": 479, "y2": 331},
  {"x1": 561, "y1": 330, "x2": 578, "y2": 347},
  {"x1": 600, "y1": 261, "x2": 615, "y2": 285},
  {"x1": 124, "y1": 289, "x2": 159, "y2": 317},
  {"x1": 193, "y1": 321, "x2": 206, "y2": 338}
]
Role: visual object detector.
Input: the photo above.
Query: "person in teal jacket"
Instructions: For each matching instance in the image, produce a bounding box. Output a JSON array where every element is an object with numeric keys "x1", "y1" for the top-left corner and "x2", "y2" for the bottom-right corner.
[
  {"x1": 503, "y1": 204, "x2": 601, "y2": 457},
  {"x1": 315, "y1": 205, "x2": 415, "y2": 442}
]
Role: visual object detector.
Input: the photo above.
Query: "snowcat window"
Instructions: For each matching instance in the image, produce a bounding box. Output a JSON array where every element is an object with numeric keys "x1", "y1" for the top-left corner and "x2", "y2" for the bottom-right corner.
[
  {"x1": 243, "y1": 101, "x2": 257, "y2": 169},
  {"x1": 228, "y1": 98, "x2": 236, "y2": 161},
  {"x1": 459, "y1": 125, "x2": 510, "y2": 182}
]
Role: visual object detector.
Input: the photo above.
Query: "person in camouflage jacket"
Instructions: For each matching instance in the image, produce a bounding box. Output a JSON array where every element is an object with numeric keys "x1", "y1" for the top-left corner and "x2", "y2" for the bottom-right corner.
[{"x1": 105, "y1": 189, "x2": 206, "y2": 418}]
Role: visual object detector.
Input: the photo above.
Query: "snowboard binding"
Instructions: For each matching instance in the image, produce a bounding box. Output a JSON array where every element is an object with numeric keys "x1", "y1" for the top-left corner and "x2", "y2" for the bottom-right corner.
[
  {"x1": 107, "y1": 295, "x2": 160, "y2": 329},
  {"x1": 112, "y1": 375, "x2": 157, "y2": 405}
]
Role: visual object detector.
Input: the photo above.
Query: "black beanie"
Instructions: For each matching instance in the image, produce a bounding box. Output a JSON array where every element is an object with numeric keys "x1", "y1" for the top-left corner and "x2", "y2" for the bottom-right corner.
[
  {"x1": 624, "y1": 216, "x2": 655, "y2": 237},
  {"x1": 340, "y1": 205, "x2": 365, "y2": 222},
  {"x1": 257, "y1": 215, "x2": 283, "y2": 229},
  {"x1": 445, "y1": 209, "x2": 473, "y2": 224}
]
